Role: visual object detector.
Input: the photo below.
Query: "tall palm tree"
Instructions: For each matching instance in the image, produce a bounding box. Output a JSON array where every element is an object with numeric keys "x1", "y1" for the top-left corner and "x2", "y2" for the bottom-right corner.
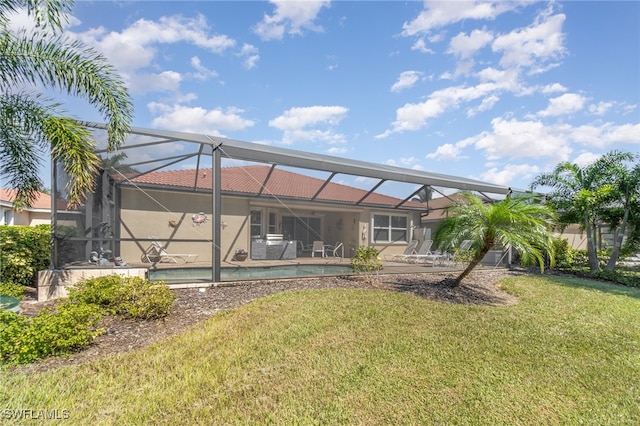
[
  {"x1": 596, "y1": 151, "x2": 640, "y2": 270},
  {"x1": 0, "y1": 0, "x2": 132, "y2": 208},
  {"x1": 530, "y1": 151, "x2": 636, "y2": 273},
  {"x1": 433, "y1": 193, "x2": 556, "y2": 286}
]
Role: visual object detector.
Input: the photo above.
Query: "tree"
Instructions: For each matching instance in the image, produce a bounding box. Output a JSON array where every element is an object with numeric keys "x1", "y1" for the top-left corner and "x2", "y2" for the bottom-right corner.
[
  {"x1": 597, "y1": 151, "x2": 640, "y2": 270},
  {"x1": 0, "y1": 0, "x2": 132, "y2": 209},
  {"x1": 531, "y1": 151, "x2": 638, "y2": 273},
  {"x1": 433, "y1": 192, "x2": 556, "y2": 286}
]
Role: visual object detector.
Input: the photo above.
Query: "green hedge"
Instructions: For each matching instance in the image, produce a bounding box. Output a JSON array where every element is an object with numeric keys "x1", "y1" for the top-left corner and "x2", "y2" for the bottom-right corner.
[
  {"x1": 1, "y1": 275, "x2": 176, "y2": 366},
  {"x1": 0, "y1": 302, "x2": 103, "y2": 366},
  {"x1": 0, "y1": 225, "x2": 50, "y2": 286}
]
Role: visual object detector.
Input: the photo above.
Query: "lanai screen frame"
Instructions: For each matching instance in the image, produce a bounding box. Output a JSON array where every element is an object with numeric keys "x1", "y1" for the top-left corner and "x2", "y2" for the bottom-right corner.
[{"x1": 51, "y1": 122, "x2": 511, "y2": 281}]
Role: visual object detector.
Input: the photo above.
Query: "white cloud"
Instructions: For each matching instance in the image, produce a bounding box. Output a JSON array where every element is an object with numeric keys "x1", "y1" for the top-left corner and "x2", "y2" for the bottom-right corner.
[
  {"x1": 588, "y1": 101, "x2": 614, "y2": 116},
  {"x1": 190, "y1": 57, "x2": 218, "y2": 81},
  {"x1": 391, "y1": 71, "x2": 423, "y2": 92},
  {"x1": 448, "y1": 28, "x2": 493, "y2": 59},
  {"x1": 269, "y1": 106, "x2": 348, "y2": 130},
  {"x1": 538, "y1": 93, "x2": 587, "y2": 117},
  {"x1": 411, "y1": 38, "x2": 434, "y2": 54},
  {"x1": 128, "y1": 71, "x2": 182, "y2": 94},
  {"x1": 148, "y1": 103, "x2": 255, "y2": 134},
  {"x1": 467, "y1": 94, "x2": 499, "y2": 116},
  {"x1": 253, "y1": 0, "x2": 330, "y2": 41},
  {"x1": 281, "y1": 129, "x2": 345, "y2": 145},
  {"x1": 492, "y1": 11, "x2": 566, "y2": 70},
  {"x1": 426, "y1": 143, "x2": 464, "y2": 160},
  {"x1": 269, "y1": 106, "x2": 348, "y2": 145},
  {"x1": 572, "y1": 152, "x2": 601, "y2": 167},
  {"x1": 569, "y1": 123, "x2": 640, "y2": 148},
  {"x1": 401, "y1": 1, "x2": 522, "y2": 36},
  {"x1": 68, "y1": 14, "x2": 244, "y2": 95},
  {"x1": 479, "y1": 163, "x2": 541, "y2": 186},
  {"x1": 77, "y1": 15, "x2": 235, "y2": 71},
  {"x1": 379, "y1": 82, "x2": 503, "y2": 136},
  {"x1": 238, "y1": 44, "x2": 260, "y2": 69},
  {"x1": 474, "y1": 117, "x2": 572, "y2": 161},
  {"x1": 540, "y1": 83, "x2": 567, "y2": 94}
]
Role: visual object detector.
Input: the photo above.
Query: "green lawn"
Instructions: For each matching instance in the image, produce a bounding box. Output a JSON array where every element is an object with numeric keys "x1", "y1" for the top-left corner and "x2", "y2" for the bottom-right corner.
[{"x1": 2, "y1": 274, "x2": 639, "y2": 425}]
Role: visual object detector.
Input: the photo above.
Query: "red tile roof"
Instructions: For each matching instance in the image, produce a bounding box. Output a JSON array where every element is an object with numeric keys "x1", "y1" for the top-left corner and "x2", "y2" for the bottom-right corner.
[
  {"x1": 123, "y1": 165, "x2": 425, "y2": 209},
  {"x1": 0, "y1": 189, "x2": 52, "y2": 210}
]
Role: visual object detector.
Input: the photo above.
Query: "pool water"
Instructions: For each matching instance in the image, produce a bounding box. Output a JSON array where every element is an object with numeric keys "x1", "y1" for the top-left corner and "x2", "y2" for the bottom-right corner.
[{"x1": 149, "y1": 264, "x2": 353, "y2": 281}]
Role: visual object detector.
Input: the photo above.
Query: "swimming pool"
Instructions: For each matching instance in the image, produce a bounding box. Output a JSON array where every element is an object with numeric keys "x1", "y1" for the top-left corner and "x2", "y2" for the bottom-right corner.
[{"x1": 149, "y1": 264, "x2": 353, "y2": 282}]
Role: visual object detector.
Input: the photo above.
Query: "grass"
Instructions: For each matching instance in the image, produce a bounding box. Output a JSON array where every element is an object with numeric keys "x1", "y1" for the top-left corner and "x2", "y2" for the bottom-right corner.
[{"x1": 1, "y1": 274, "x2": 639, "y2": 425}]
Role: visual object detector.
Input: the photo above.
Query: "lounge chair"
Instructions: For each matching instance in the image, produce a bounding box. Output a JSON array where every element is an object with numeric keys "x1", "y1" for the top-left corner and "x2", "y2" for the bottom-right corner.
[
  {"x1": 401, "y1": 240, "x2": 434, "y2": 263},
  {"x1": 143, "y1": 238, "x2": 198, "y2": 263},
  {"x1": 330, "y1": 241, "x2": 344, "y2": 259},
  {"x1": 384, "y1": 240, "x2": 419, "y2": 261}
]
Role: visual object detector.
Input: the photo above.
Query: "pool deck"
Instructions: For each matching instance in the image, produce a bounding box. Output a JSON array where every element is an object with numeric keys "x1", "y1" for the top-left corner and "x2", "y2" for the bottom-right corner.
[{"x1": 143, "y1": 254, "x2": 470, "y2": 284}]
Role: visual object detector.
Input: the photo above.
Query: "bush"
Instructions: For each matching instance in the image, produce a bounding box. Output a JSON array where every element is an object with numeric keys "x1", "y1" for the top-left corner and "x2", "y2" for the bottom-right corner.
[
  {"x1": 69, "y1": 275, "x2": 176, "y2": 320},
  {"x1": 351, "y1": 246, "x2": 383, "y2": 273},
  {"x1": 0, "y1": 281, "x2": 27, "y2": 299},
  {"x1": 1, "y1": 302, "x2": 103, "y2": 366},
  {"x1": 0, "y1": 225, "x2": 50, "y2": 286}
]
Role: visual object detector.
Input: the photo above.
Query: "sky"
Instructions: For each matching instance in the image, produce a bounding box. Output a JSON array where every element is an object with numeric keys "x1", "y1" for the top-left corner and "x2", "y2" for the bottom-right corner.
[{"x1": 8, "y1": 0, "x2": 640, "y2": 196}]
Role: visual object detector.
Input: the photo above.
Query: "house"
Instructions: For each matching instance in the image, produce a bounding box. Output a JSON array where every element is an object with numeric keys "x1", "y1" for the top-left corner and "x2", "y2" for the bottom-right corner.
[
  {"x1": 45, "y1": 124, "x2": 511, "y2": 286},
  {"x1": 0, "y1": 189, "x2": 52, "y2": 226},
  {"x1": 88, "y1": 165, "x2": 429, "y2": 265}
]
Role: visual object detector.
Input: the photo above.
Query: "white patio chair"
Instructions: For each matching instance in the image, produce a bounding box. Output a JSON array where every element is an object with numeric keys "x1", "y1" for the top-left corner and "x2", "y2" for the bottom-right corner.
[
  {"x1": 143, "y1": 237, "x2": 198, "y2": 263},
  {"x1": 311, "y1": 240, "x2": 326, "y2": 257},
  {"x1": 385, "y1": 240, "x2": 419, "y2": 261},
  {"x1": 399, "y1": 240, "x2": 434, "y2": 263},
  {"x1": 331, "y1": 241, "x2": 344, "y2": 259}
]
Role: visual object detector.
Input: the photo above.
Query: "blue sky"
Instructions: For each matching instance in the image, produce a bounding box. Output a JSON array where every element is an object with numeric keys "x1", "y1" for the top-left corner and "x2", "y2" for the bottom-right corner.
[{"x1": 10, "y1": 1, "x2": 640, "y2": 195}]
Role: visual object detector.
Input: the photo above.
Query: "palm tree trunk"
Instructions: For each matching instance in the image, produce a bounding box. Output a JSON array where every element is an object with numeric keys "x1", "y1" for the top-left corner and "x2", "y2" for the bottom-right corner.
[
  {"x1": 584, "y1": 217, "x2": 600, "y2": 273},
  {"x1": 453, "y1": 248, "x2": 490, "y2": 286},
  {"x1": 606, "y1": 209, "x2": 628, "y2": 271}
]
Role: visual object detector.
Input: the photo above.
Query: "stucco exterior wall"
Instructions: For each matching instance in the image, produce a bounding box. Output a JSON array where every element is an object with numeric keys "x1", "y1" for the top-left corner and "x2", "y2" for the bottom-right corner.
[{"x1": 119, "y1": 188, "x2": 251, "y2": 264}]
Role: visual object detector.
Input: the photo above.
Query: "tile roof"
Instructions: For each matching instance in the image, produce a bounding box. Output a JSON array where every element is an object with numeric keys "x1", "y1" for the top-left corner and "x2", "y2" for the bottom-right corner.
[
  {"x1": 0, "y1": 189, "x2": 52, "y2": 210},
  {"x1": 123, "y1": 165, "x2": 425, "y2": 209}
]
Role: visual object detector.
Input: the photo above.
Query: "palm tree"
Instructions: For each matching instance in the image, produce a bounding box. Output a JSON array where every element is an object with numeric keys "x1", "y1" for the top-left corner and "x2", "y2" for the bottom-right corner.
[
  {"x1": 433, "y1": 193, "x2": 556, "y2": 286},
  {"x1": 531, "y1": 151, "x2": 637, "y2": 273},
  {"x1": 596, "y1": 151, "x2": 640, "y2": 270},
  {"x1": 0, "y1": 0, "x2": 132, "y2": 208}
]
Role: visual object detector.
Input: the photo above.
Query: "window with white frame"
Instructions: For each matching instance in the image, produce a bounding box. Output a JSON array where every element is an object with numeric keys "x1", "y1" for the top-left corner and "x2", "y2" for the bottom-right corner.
[
  {"x1": 250, "y1": 209, "x2": 262, "y2": 238},
  {"x1": 372, "y1": 213, "x2": 408, "y2": 243}
]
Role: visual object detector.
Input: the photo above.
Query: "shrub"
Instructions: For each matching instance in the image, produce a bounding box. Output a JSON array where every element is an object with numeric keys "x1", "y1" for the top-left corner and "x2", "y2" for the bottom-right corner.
[
  {"x1": 69, "y1": 275, "x2": 176, "y2": 320},
  {"x1": 0, "y1": 281, "x2": 27, "y2": 299},
  {"x1": 351, "y1": 246, "x2": 383, "y2": 273},
  {"x1": 0, "y1": 224, "x2": 50, "y2": 286},
  {"x1": 1, "y1": 302, "x2": 103, "y2": 366},
  {"x1": 0, "y1": 310, "x2": 30, "y2": 365}
]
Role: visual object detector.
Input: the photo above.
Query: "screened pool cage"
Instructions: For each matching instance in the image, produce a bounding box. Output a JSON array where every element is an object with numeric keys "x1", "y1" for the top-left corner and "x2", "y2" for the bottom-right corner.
[{"x1": 50, "y1": 123, "x2": 511, "y2": 282}]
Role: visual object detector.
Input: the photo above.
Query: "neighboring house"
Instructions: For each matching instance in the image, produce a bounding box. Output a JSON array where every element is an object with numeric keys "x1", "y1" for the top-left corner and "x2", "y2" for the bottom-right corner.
[
  {"x1": 0, "y1": 189, "x2": 52, "y2": 226},
  {"x1": 420, "y1": 192, "x2": 607, "y2": 252}
]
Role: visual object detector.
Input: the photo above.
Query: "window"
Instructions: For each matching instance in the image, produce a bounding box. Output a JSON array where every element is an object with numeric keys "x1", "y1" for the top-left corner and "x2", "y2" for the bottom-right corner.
[
  {"x1": 250, "y1": 210, "x2": 262, "y2": 237},
  {"x1": 268, "y1": 212, "x2": 277, "y2": 234},
  {"x1": 372, "y1": 214, "x2": 408, "y2": 243}
]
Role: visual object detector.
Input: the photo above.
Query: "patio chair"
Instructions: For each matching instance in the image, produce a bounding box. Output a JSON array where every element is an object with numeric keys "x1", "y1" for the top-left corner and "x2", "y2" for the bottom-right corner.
[
  {"x1": 311, "y1": 240, "x2": 326, "y2": 257},
  {"x1": 384, "y1": 240, "x2": 418, "y2": 261},
  {"x1": 398, "y1": 240, "x2": 434, "y2": 263},
  {"x1": 143, "y1": 238, "x2": 198, "y2": 263},
  {"x1": 330, "y1": 241, "x2": 344, "y2": 259}
]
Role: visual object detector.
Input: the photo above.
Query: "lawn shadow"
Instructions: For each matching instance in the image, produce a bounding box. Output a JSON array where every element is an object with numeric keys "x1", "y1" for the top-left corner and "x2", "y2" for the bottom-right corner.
[
  {"x1": 377, "y1": 270, "x2": 521, "y2": 306},
  {"x1": 543, "y1": 271, "x2": 640, "y2": 301}
]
